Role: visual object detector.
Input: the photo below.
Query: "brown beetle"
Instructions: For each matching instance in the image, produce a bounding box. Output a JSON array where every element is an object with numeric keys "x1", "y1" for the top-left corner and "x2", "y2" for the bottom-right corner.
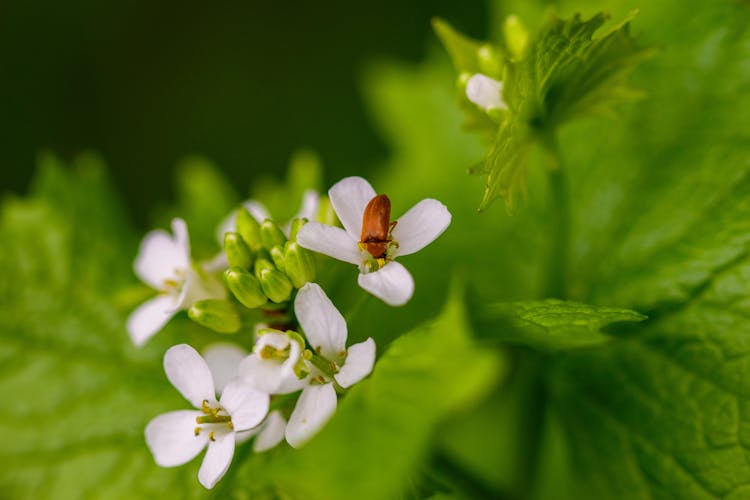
[{"x1": 359, "y1": 194, "x2": 396, "y2": 259}]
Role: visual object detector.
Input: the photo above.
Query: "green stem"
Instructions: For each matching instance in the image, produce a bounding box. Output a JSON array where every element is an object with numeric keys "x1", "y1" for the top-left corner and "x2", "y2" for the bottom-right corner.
[
  {"x1": 545, "y1": 137, "x2": 569, "y2": 299},
  {"x1": 345, "y1": 292, "x2": 371, "y2": 323},
  {"x1": 514, "y1": 353, "x2": 548, "y2": 499}
]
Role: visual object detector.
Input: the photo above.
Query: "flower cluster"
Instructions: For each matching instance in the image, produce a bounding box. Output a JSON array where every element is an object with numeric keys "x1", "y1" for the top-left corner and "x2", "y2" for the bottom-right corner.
[{"x1": 129, "y1": 176, "x2": 450, "y2": 488}]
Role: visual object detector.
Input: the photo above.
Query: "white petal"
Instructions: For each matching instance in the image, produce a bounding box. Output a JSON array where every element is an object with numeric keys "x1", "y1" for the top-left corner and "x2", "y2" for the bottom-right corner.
[
  {"x1": 391, "y1": 199, "x2": 451, "y2": 257},
  {"x1": 171, "y1": 218, "x2": 191, "y2": 256},
  {"x1": 216, "y1": 210, "x2": 237, "y2": 245},
  {"x1": 127, "y1": 294, "x2": 178, "y2": 347},
  {"x1": 238, "y1": 354, "x2": 305, "y2": 394},
  {"x1": 203, "y1": 343, "x2": 248, "y2": 394},
  {"x1": 175, "y1": 267, "x2": 226, "y2": 311},
  {"x1": 296, "y1": 189, "x2": 320, "y2": 222},
  {"x1": 295, "y1": 283, "x2": 347, "y2": 358},
  {"x1": 145, "y1": 410, "x2": 207, "y2": 467},
  {"x1": 133, "y1": 229, "x2": 189, "y2": 289},
  {"x1": 202, "y1": 252, "x2": 229, "y2": 274},
  {"x1": 253, "y1": 411, "x2": 287, "y2": 452},
  {"x1": 357, "y1": 261, "x2": 414, "y2": 306},
  {"x1": 466, "y1": 73, "x2": 506, "y2": 111},
  {"x1": 219, "y1": 379, "x2": 269, "y2": 431},
  {"x1": 198, "y1": 432, "x2": 235, "y2": 489},
  {"x1": 334, "y1": 338, "x2": 376, "y2": 388},
  {"x1": 296, "y1": 222, "x2": 360, "y2": 265},
  {"x1": 328, "y1": 176, "x2": 376, "y2": 239},
  {"x1": 244, "y1": 200, "x2": 272, "y2": 223},
  {"x1": 285, "y1": 384, "x2": 337, "y2": 448},
  {"x1": 164, "y1": 344, "x2": 216, "y2": 408}
]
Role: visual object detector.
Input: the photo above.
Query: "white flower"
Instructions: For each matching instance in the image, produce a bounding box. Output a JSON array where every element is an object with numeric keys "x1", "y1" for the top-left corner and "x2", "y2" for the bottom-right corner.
[
  {"x1": 466, "y1": 73, "x2": 507, "y2": 111},
  {"x1": 285, "y1": 283, "x2": 376, "y2": 448},
  {"x1": 217, "y1": 189, "x2": 319, "y2": 243},
  {"x1": 202, "y1": 343, "x2": 288, "y2": 452},
  {"x1": 145, "y1": 344, "x2": 269, "y2": 489},
  {"x1": 296, "y1": 177, "x2": 451, "y2": 306},
  {"x1": 238, "y1": 330, "x2": 306, "y2": 395},
  {"x1": 127, "y1": 218, "x2": 225, "y2": 346}
]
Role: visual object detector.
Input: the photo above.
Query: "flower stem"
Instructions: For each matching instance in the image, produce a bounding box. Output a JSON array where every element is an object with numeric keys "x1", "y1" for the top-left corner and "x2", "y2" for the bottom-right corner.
[
  {"x1": 345, "y1": 292, "x2": 371, "y2": 323},
  {"x1": 544, "y1": 136, "x2": 569, "y2": 299}
]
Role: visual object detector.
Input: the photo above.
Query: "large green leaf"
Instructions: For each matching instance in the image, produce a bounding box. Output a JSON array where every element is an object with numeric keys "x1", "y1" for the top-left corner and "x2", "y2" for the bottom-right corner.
[{"x1": 0, "y1": 157, "x2": 215, "y2": 499}]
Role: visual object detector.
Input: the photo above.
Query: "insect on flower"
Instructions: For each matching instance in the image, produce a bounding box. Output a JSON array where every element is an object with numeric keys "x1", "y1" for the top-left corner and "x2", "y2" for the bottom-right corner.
[{"x1": 359, "y1": 194, "x2": 397, "y2": 262}]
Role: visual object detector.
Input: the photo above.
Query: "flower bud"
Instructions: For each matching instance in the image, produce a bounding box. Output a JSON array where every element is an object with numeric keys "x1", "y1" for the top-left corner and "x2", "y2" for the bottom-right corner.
[
  {"x1": 224, "y1": 232, "x2": 253, "y2": 270},
  {"x1": 188, "y1": 299, "x2": 241, "y2": 334},
  {"x1": 254, "y1": 257, "x2": 276, "y2": 278},
  {"x1": 288, "y1": 218, "x2": 306, "y2": 242},
  {"x1": 317, "y1": 196, "x2": 337, "y2": 226},
  {"x1": 477, "y1": 44, "x2": 502, "y2": 78},
  {"x1": 284, "y1": 242, "x2": 316, "y2": 288},
  {"x1": 503, "y1": 15, "x2": 528, "y2": 61},
  {"x1": 257, "y1": 268, "x2": 293, "y2": 303},
  {"x1": 269, "y1": 245, "x2": 286, "y2": 274},
  {"x1": 260, "y1": 220, "x2": 287, "y2": 250},
  {"x1": 236, "y1": 208, "x2": 263, "y2": 252},
  {"x1": 224, "y1": 267, "x2": 267, "y2": 309}
]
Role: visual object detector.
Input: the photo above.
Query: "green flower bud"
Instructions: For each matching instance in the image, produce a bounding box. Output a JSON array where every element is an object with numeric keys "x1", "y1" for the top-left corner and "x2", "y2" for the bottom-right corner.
[
  {"x1": 258, "y1": 268, "x2": 293, "y2": 303},
  {"x1": 188, "y1": 299, "x2": 241, "y2": 334},
  {"x1": 284, "y1": 242, "x2": 316, "y2": 288},
  {"x1": 236, "y1": 208, "x2": 263, "y2": 252},
  {"x1": 224, "y1": 232, "x2": 253, "y2": 270},
  {"x1": 503, "y1": 15, "x2": 528, "y2": 61},
  {"x1": 270, "y1": 245, "x2": 286, "y2": 274},
  {"x1": 260, "y1": 219, "x2": 286, "y2": 250},
  {"x1": 477, "y1": 44, "x2": 502, "y2": 78},
  {"x1": 317, "y1": 196, "x2": 337, "y2": 226},
  {"x1": 224, "y1": 267, "x2": 267, "y2": 309},
  {"x1": 288, "y1": 217, "x2": 307, "y2": 242},
  {"x1": 254, "y1": 257, "x2": 276, "y2": 278}
]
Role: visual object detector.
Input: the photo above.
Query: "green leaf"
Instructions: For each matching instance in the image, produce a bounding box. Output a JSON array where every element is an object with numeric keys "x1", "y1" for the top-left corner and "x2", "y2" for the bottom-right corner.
[
  {"x1": 0, "y1": 158, "x2": 212, "y2": 499},
  {"x1": 228, "y1": 285, "x2": 503, "y2": 500},
  {"x1": 438, "y1": 12, "x2": 652, "y2": 211},
  {"x1": 480, "y1": 299, "x2": 646, "y2": 350}
]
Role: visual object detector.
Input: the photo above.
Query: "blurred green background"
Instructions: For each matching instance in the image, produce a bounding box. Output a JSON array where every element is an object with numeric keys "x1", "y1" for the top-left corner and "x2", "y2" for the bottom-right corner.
[{"x1": 0, "y1": 0, "x2": 487, "y2": 226}]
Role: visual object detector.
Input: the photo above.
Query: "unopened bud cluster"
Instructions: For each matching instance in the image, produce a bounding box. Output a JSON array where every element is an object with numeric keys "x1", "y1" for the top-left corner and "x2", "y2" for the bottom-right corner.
[{"x1": 189, "y1": 208, "x2": 317, "y2": 334}]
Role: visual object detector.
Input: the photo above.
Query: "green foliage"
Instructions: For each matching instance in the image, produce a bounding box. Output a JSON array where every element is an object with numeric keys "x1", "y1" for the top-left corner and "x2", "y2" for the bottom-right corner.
[
  {"x1": 436, "y1": 11, "x2": 652, "y2": 212},
  {"x1": 0, "y1": 157, "x2": 210, "y2": 499},
  {"x1": 481, "y1": 299, "x2": 646, "y2": 350}
]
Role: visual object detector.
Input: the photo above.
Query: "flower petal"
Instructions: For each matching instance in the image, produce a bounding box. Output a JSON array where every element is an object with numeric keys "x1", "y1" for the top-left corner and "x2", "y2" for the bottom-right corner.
[
  {"x1": 133, "y1": 228, "x2": 189, "y2": 289},
  {"x1": 285, "y1": 384, "x2": 337, "y2": 448},
  {"x1": 253, "y1": 411, "x2": 287, "y2": 452},
  {"x1": 238, "y1": 353, "x2": 305, "y2": 394},
  {"x1": 296, "y1": 189, "x2": 320, "y2": 222},
  {"x1": 328, "y1": 176, "x2": 376, "y2": 238},
  {"x1": 126, "y1": 294, "x2": 178, "y2": 347},
  {"x1": 145, "y1": 410, "x2": 207, "y2": 467},
  {"x1": 334, "y1": 338, "x2": 376, "y2": 388},
  {"x1": 295, "y1": 283, "x2": 347, "y2": 358},
  {"x1": 296, "y1": 221, "x2": 360, "y2": 265},
  {"x1": 244, "y1": 200, "x2": 272, "y2": 223},
  {"x1": 164, "y1": 344, "x2": 216, "y2": 408},
  {"x1": 357, "y1": 261, "x2": 414, "y2": 306},
  {"x1": 203, "y1": 343, "x2": 248, "y2": 394},
  {"x1": 466, "y1": 73, "x2": 506, "y2": 111},
  {"x1": 219, "y1": 378, "x2": 270, "y2": 431},
  {"x1": 175, "y1": 267, "x2": 226, "y2": 311},
  {"x1": 198, "y1": 432, "x2": 235, "y2": 489},
  {"x1": 391, "y1": 199, "x2": 451, "y2": 257}
]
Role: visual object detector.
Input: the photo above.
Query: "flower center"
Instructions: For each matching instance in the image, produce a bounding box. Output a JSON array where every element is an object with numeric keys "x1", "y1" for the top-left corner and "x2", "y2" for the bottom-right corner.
[
  {"x1": 194, "y1": 399, "x2": 233, "y2": 441},
  {"x1": 161, "y1": 268, "x2": 187, "y2": 295}
]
